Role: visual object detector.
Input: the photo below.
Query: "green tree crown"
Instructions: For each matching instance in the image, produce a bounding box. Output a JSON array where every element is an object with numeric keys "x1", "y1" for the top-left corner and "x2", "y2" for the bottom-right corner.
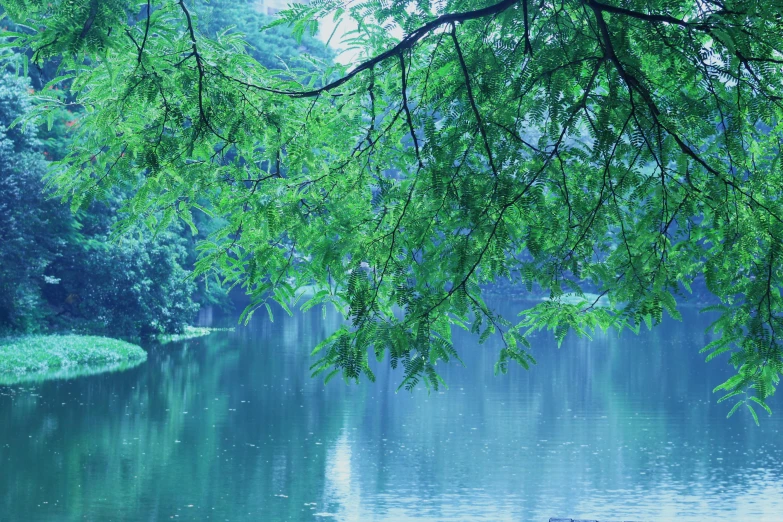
[{"x1": 2, "y1": 0, "x2": 782, "y2": 421}]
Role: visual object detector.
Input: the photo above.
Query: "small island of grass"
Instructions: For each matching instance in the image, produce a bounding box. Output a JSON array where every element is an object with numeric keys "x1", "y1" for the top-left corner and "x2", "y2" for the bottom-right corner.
[{"x1": 0, "y1": 335, "x2": 147, "y2": 385}]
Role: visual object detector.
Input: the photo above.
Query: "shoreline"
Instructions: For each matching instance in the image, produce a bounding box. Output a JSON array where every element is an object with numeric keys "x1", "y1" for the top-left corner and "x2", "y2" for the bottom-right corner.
[{"x1": 0, "y1": 335, "x2": 147, "y2": 385}]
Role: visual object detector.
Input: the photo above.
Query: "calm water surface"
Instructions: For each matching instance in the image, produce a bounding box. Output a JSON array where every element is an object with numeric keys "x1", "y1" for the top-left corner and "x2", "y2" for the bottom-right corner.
[{"x1": 1, "y1": 303, "x2": 782, "y2": 521}]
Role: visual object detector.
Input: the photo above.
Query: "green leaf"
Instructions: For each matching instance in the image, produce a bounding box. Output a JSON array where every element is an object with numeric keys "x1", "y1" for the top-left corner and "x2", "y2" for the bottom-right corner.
[
  {"x1": 745, "y1": 403, "x2": 760, "y2": 426},
  {"x1": 726, "y1": 400, "x2": 743, "y2": 419},
  {"x1": 748, "y1": 396, "x2": 772, "y2": 416}
]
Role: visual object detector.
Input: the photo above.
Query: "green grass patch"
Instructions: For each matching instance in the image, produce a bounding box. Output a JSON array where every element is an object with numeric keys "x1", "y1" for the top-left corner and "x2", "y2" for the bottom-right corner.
[{"x1": 0, "y1": 335, "x2": 147, "y2": 385}]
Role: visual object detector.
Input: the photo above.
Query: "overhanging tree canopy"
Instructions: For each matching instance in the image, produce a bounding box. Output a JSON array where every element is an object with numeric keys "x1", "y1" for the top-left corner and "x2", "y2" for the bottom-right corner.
[{"x1": 2, "y1": 0, "x2": 783, "y2": 419}]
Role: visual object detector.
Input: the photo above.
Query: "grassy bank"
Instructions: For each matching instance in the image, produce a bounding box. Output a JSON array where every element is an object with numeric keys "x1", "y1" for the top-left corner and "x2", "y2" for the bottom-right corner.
[{"x1": 0, "y1": 335, "x2": 147, "y2": 384}]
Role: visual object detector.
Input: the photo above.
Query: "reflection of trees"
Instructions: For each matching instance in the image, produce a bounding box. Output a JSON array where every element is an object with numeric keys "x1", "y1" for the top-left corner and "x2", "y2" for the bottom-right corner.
[
  {"x1": 332, "y1": 303, "x2": 782, "y2": 520},
  {"x1": 0, "y1": 311, "x2": 349, "y2": 521},
  {"x1": 0, "y1": 358, "x2": 146, "y2": 386},
  {"x1": 1, "y1": 304, "x2": 781, "y2": 521}
]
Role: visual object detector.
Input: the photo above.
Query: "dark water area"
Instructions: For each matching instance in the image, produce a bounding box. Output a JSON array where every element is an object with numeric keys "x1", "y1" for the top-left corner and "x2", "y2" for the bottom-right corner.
[{"x1": 1, "y1": 302, "x2": 782, "y2": 521}]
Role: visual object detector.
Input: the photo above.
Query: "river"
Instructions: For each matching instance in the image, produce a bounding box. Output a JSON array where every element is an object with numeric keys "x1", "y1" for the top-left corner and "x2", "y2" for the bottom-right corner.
[{"x1": 1, "y1": 302, "x2": 781, "y2": 521}]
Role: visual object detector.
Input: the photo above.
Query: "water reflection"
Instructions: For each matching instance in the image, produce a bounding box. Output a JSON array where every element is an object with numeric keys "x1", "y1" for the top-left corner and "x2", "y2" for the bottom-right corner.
[
  {"x1": 0, "y1": 358, "x2": 146, "y2": 386},
  {"x1": 0, "y1": 303, "x2": 781, "y2": 521}
]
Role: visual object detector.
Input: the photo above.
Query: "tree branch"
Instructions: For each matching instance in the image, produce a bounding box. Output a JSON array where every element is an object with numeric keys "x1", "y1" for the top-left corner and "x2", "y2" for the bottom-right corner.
[
  {"x1": 220, "y1": 0, "x2": 520, "y2": 98},
  {"x1": 139, "y1": 0, "x2": 152, "y2": 64},
  {"x1": 450, "y1": 23, "x2": 498, "y2": 178}
]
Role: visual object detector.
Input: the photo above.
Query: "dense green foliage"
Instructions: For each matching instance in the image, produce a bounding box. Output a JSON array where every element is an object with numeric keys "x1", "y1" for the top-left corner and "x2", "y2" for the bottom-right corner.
[
  {"x1": 193, "y1": 0, "x2": 333, "y2": 70},
  {"x1": 3, "y1": 0, "x2": 783, "y2": 419},
  {"x1": 0, "y1": 73, "x2": 73, "y2": 331},
  {"x1": 0, "y1": 70, "x2": 199, "y2": 336},
  {"x1": 0, "y1": 2, "x2": 333, "y2": 336},
  {"x1": 45, "y1": 220, "x2": 200, "y2": 336},
  {"x1": 0, "y1": 334, "x2": 146, "y2": 384}
]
